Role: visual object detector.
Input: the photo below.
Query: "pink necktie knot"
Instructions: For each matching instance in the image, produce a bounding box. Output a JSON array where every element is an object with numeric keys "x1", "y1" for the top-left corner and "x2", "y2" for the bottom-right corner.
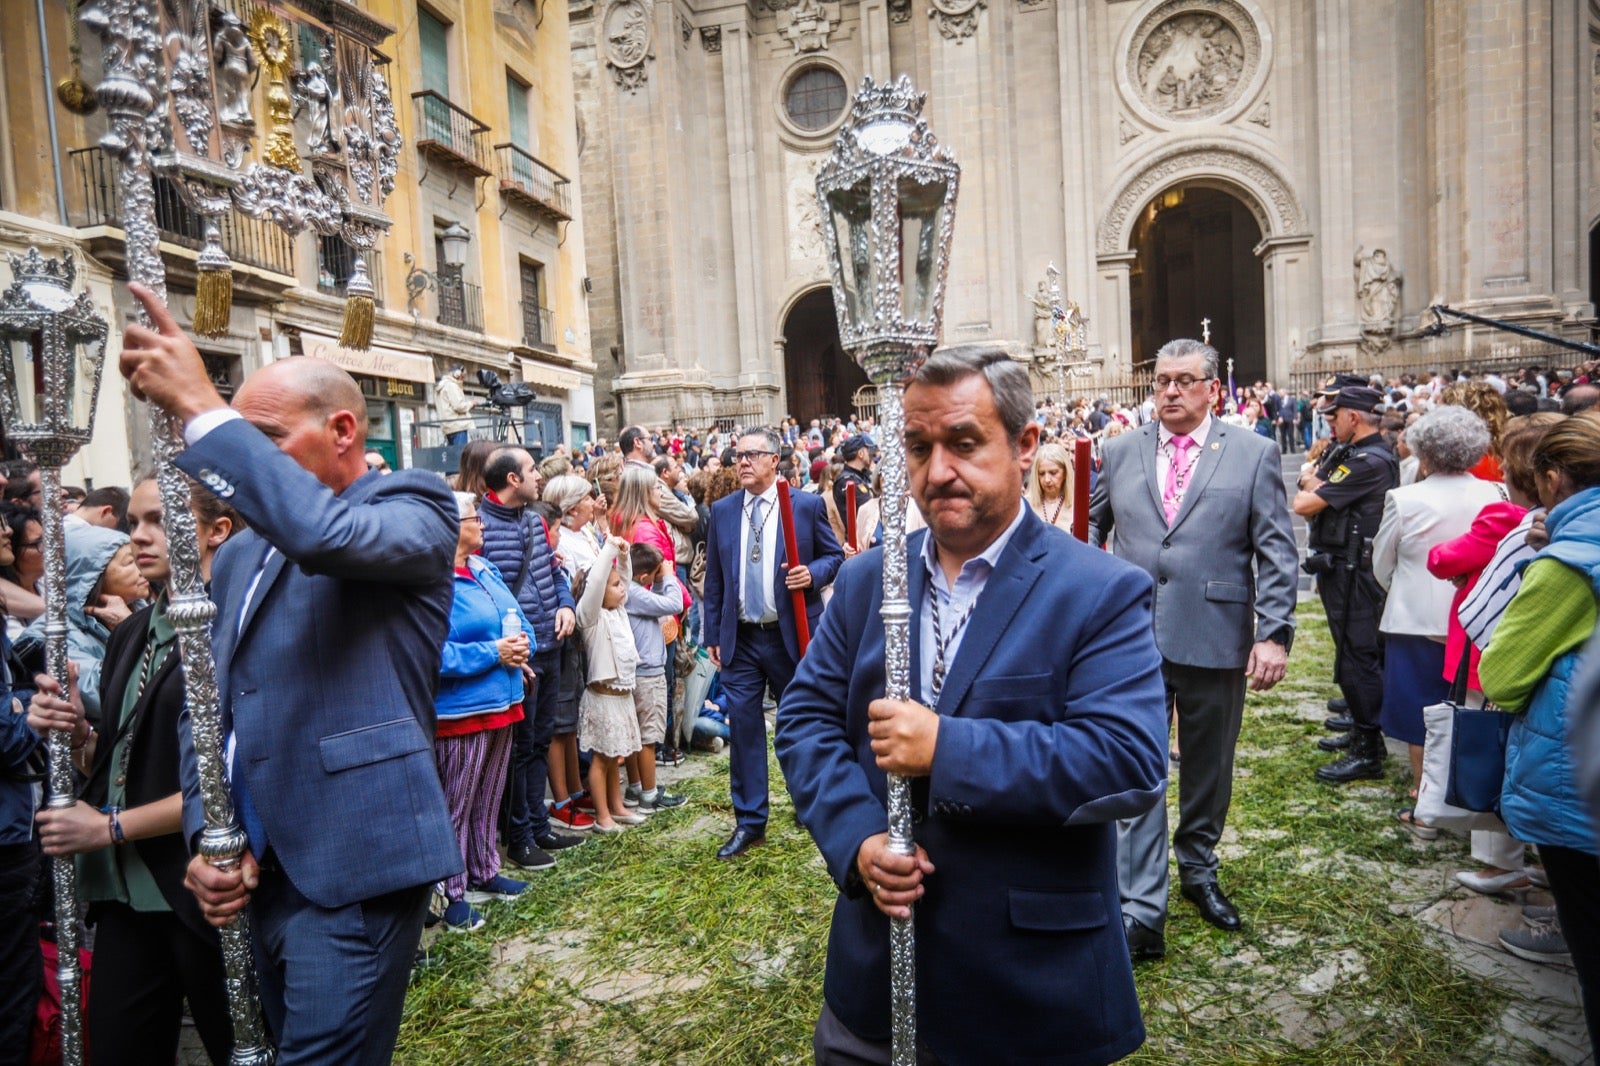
[{"x1": 1163, "y1": 435, "x2": 1195, "y2": 523}]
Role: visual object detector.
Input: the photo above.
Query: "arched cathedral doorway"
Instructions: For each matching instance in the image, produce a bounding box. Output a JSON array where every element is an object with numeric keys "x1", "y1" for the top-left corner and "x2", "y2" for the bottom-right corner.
[
  {"x1": 782, "y1": 287, "x2": 869, "y2": 425},
  {"x1": 1130, "y1": 186, "x2": 1267, "y2": 387}
]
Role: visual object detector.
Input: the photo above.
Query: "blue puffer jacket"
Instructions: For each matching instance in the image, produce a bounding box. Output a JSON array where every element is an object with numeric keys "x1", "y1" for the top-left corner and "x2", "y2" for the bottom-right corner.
[
  {"x1": 437, "y1": 556, "x2": 534, "y2": 723},
  {"x1": 1500, "y1": 486, "x2": 1600, "y2": 855},
  {"x1": 478, "y1": 494, "x2": 574, "y2": 650}
]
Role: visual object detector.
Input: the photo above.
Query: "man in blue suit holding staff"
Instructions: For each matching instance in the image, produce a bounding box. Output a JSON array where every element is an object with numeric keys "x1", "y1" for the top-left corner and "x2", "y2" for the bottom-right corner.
[
  {"x1": 777, "y1": 346, "x2": 1168, "y2": 1064},
  {"x1": 118, "y1": 283, "x2": 463, "y2": 1065},
  {"x1": 703, "y1": 425, "x2": 844, "y2": 860}
]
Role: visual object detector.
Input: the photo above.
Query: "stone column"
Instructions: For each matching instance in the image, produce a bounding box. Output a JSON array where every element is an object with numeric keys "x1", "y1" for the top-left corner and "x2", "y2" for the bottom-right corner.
[
  {"x1": 719, "y1": 24, "x2": 769, "y2": 387},
  {"x1": 1257, "y1": 235, "x2": 1313, "y2": 387},
  {"x1": 1096, "y1": 251, "x2": 1137, "y2": 373}
]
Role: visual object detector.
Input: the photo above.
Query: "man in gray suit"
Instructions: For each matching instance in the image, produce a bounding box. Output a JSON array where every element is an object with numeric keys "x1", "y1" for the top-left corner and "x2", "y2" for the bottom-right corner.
[{"x1": 1089, "y1": 338, "x2": 1298, "y2": 959}]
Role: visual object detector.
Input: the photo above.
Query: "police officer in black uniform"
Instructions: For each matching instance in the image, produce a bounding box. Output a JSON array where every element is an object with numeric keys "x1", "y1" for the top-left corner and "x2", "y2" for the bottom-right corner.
[
  {"x1": 1292, "y1": 384, "x2": 1399, "y2": 783},
  {"x1": 832, "y1": 435, "x2": 875, "y2": 522}
]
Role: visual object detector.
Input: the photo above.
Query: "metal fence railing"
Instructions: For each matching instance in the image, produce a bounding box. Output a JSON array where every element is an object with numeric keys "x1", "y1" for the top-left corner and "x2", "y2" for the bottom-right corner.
[
  {"x1": 522, "y1": 302, "x2": 555, "y2": 351},
  {"x1": 1287, "y1": 339, "x2": 1584, "y2": 396},
  {"x1": 412, "y1": 90, "x2": 492, "y2": 176},
  {"x1": 436, "y1": 272, "x2": 484, "y2": 332},
  {"x1": 317, "y1": 237, "x2": 385, "y2": 307},
  {"x1": 494, "y1": 143, "x2": 572, "y2": 220}
]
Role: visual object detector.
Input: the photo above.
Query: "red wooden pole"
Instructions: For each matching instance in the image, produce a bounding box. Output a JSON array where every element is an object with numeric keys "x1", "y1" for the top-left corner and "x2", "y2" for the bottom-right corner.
[
  {"x1": 845, "y1": 481, "x2": 858, "y2": 551},
  {"x1": 776, "y1": 478, "x2": 812, "y2": 655},
  {"x1": 1072, "y1": 436, "x2": 1091, "y2": 543}
]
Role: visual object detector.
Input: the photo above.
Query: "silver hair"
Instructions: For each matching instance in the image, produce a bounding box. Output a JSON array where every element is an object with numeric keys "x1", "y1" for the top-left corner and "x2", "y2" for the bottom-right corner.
[
  {"x1": 452, "y1": 491, "x2": 477, "y2": 519},
  {"x1": 542, "y1": 474, "x2": 591, "y2": 516},
  {"x1": 737, "y1": 426, "x2": 783, "y2": 454},
  {"x1": 1153, "y1": 339, "x2": 1220, "y2": 381},
  {"x1": 1406, "y1": 404, "x2": 1490, "y2": 475},
  {"x1": 912, "y1": 344, "x2": 1034, "y2": 443}
]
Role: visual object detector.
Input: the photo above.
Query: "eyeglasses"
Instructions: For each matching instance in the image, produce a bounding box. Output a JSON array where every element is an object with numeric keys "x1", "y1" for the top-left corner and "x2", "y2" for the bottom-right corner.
[
  {"x1": 1153, "y1": 375, "x2": 1214, "y2": 392},
  {"x1": 734, "y1": 450, "x2": 776, "y2": 463},
  {"x1": 460, "y1": 515, "x2": 482, "y2": 526}
]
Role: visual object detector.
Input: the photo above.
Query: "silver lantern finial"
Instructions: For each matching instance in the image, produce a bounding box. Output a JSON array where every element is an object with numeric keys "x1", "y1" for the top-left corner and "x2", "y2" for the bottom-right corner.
[
  {"x1": 817, "y1": 74, "x2": 960, "y2": 1066},
  {"x1": 0, "y1": 247, "x2": 109, "y2": 1066}
]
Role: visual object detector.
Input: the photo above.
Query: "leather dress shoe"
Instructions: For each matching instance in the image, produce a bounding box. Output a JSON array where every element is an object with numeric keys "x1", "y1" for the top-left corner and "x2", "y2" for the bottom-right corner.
[
  {"x1": 716, "y1": 826, "x2": 766, "y2": 860},
  {"x1": 1181, "y1": 881, "x2": 1242, "y2": 931},
  {"x1": 1123, "y1": 915, "x2": 1165, "y2": 961},
  {"x1": 1317, "y1": 732, "x2": 1351, "y2": 752}
]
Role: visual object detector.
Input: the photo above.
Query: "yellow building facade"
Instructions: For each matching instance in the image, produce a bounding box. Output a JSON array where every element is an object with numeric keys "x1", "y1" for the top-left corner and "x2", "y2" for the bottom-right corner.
[{"x1": 0, "y1": 0, "x2": 594, "y2": 485}]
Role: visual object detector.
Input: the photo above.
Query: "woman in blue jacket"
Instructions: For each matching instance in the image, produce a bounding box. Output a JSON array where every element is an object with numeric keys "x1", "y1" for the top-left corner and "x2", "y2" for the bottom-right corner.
[{"x1": 435, "y1": 493, "x2": 536, "y2": 931}]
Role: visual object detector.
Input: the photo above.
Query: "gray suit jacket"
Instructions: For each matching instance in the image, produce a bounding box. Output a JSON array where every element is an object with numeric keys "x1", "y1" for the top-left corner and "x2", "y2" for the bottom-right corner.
[{"x1": 1088, "y1": 419, "x2": 1298, "y2": 670}]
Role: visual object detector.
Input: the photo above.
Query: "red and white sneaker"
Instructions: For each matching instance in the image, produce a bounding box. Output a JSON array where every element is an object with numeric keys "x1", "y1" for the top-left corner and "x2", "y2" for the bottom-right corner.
[{"x1": 551, "y1": 801, "x2": 596, "y2": 831}]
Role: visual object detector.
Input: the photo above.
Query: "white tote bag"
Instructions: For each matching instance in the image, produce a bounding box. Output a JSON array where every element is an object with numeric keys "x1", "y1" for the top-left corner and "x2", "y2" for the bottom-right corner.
[{"x1": 1416, "y1": 697, "x2": 1507, "y2": 833}]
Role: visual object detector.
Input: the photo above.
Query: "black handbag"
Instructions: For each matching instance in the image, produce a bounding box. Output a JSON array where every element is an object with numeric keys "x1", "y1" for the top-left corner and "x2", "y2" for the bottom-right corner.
[{"x1": 1444, "y1": 654, "x2": 1513, "y2": 813}]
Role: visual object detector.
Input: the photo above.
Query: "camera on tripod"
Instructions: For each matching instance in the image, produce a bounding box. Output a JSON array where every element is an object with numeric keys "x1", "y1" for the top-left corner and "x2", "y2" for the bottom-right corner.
[{"x1": 476, "y1": 368, "x2": 537, "y2": 410}]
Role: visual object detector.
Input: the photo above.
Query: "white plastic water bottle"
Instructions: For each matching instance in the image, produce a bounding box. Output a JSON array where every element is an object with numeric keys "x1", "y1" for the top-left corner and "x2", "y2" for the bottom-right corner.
[{"x1": 502, "y1": 609, "x2": 522, "y2": 639}]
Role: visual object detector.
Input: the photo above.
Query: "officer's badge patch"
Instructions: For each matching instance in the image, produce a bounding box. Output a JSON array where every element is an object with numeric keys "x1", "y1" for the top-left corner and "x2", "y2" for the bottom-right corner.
[{"x1": 1328, "y1": 465, "x2": 1351, "y2": 484}]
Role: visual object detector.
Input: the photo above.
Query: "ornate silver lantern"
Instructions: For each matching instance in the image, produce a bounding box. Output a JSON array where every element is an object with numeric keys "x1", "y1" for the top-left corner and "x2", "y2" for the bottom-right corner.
[
  {"x1": 0, "y1": 248, "x2": 109, "y2": 1066},
  {"x1": 816, "y1": 74, "x2": 959, "y2": 1066}
]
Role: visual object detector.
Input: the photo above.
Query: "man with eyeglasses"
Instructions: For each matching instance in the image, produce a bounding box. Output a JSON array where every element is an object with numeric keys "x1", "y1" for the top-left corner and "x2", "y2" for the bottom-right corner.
[
  {"x1": 703, "y1": 427, "x2": 843, "y2": 859},
  {"x1": 1089, "y1": 338, "x2": 1298, "y2": 960}
]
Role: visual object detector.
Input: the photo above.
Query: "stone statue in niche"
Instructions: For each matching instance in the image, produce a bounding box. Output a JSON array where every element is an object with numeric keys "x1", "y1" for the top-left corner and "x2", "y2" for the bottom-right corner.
[
  {"x1": 1354, "y1": 245, "x2": 1402, "y2": 353},
  {"x1": 213, "y1": 10, "x2": 257, "y2": 128},
  {"x1": 1029, "y1": 279, "x2": 1053, "y2": 349},
  {"x1": 1137, "y1": 14, "x2": 1244, "y2": 117}
]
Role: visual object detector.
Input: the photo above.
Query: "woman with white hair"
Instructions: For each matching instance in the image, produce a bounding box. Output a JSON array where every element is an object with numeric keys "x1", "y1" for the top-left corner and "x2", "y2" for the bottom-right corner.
[
  {"x1": 1371, "y1": 404, "x2": 1505, "y2": 838},
  {"x1": 542, "y1": 474, "x2": 604, "y2": 829}
]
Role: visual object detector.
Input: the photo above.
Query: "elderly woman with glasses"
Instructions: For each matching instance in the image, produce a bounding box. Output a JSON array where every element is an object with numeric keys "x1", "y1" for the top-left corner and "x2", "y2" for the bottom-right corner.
[{"x1": 1371, "y1": 405, "x2": 1504, "y2": 839}]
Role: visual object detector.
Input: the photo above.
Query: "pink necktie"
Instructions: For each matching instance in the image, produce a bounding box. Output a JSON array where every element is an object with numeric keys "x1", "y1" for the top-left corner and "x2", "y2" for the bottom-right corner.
[{"x1": 1163, "y1": 434, "x2": 1194, "y2": 524}]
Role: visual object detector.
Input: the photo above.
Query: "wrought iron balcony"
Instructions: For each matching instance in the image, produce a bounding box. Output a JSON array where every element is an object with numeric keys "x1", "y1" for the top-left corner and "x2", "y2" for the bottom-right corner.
[
  {"x1": 71, "y1": 146, "x2": 295, "y2": 278},
  {"x1": 494, "y1": 144, "x2": 572, "y2": 222},
  {"x1": 412, "y1": 91, "x2": 492, "y2": 178},
  {"x1": 436, "y1": 269, "x2": 484, "y2": 332},
  {"x1": 522, "y1": 301, "x2": 555, "y2": 352},
  {"x1": 316, "y1": 237, "x2": 385, "y2": 308}
]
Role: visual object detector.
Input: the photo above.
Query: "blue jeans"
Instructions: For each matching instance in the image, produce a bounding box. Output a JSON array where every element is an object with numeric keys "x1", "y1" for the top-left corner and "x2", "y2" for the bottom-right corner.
[{"x1": 445, "y1": 430, "x2": 468, "y2": 446}]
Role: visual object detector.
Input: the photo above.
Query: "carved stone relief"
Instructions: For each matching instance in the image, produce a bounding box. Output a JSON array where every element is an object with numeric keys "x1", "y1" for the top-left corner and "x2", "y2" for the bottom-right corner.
[
  {"x1": 1249, "y1": 99, "x2": 1270, "y2": 127},
  {"x1": 604, "y1": 0, "x2": 654, "y2": 93},
  {"x1": 929, "y1": 0, "x2": 985, "y2": 42},
  {"x1": 787, "y1": 154, "x2": 825, "y2": 266},
  {"x1": 1125, "y1": 0, "x2": 1262, "y2": 123},
  {"x1": 778, "y1": 0, "x2": 840, "y2": 53},
  {"x1": 1118, "y1": 116, "x2": 1141, "y2": 144},
  {"x1": 1017, "y1": 0, "x2": 1048, "y2": 10},
  {"x1": 701, "y1": 25, "x2": 722, "y2": 52},
  {"x1": 1096, "y1": 143, "x2": 1304, "y2": 255},
  {"x1": 887, "y1": 0, "x2": 912, "y2": 23}
]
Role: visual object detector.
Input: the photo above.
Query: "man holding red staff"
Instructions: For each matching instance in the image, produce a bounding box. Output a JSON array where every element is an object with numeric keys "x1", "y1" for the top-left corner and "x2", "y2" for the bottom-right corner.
[{"x1": 703, "y1": 428, "x2": 845, "y2": 859}]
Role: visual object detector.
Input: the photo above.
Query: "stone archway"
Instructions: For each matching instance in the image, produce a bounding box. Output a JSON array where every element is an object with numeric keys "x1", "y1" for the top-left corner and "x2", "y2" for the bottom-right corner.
[
  {"x1": 1130, "y1": 186, "x2": 1266, "y2": 384},
  {"x1": 780, "y1": 286, "x2": 869, "y2": 424},
  {"x1": 1097, "y1": 142, "x2": 1311, "y2": 384}
]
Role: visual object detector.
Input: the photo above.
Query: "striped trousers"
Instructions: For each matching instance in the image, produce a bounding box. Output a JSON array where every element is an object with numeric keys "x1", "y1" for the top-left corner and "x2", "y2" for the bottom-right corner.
[{"x1": 434, "y1": 725, "x2": 515, "y2": 903}]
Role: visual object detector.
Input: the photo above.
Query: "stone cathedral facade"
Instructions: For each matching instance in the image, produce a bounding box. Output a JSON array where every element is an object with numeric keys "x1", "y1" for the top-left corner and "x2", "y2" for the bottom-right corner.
[{"x1": 571, "y1": 0, "x2": 1597, "y2": 433}]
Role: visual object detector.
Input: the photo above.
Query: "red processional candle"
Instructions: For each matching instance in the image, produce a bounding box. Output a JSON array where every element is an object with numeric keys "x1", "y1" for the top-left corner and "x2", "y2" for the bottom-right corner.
[
  {"x1": 776, "y1": 478, "x2": 811, "y2": 655},
  {"x1": 1073, "y1": 437, "x2": 1091, "y2": 543}
]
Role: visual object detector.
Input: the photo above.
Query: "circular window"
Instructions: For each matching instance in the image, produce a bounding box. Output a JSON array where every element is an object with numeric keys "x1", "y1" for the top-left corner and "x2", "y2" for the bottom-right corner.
[{"x1": 785, "y1": 67, "x2": 848, "y2": 133}]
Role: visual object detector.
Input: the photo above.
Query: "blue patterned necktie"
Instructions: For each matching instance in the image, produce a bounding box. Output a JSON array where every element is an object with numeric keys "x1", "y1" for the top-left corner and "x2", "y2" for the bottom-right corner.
[{"x1": 743, "y1": 496, "x2": 766, "y2": 621}]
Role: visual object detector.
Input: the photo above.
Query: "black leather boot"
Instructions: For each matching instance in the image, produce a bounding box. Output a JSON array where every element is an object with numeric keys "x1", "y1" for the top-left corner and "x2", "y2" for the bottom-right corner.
[
  {"x1": 1315, "y1": 729, "x2": 1386, "y2": 783},
  {"x1": 1327, "y1": 695, "x2": 1348, "y2": 714},
  {"x1": 1317, "y1": 731, "x2": 1351, "y2": 752}
]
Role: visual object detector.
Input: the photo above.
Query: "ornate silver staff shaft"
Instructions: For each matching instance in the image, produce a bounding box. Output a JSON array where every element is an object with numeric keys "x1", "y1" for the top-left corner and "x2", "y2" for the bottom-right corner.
[
  {"x1": 875, "y1": 381, "x2": 918, "y2": 1063},
  {"x1": 817, "y1": 75, "x2": 960, "y2": 1066},
  {"x1": 89, "y1": 2, "x2": 274, "y2": 1061},
  {"x1": 39, "y1": 464, "x2": 85, "y2": 1066}
]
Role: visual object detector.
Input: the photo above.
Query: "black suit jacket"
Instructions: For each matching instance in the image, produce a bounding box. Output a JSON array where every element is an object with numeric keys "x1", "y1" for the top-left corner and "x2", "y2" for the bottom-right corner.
[{"x1": 88, "y1": 602, "x2": 216, "y2": 941}]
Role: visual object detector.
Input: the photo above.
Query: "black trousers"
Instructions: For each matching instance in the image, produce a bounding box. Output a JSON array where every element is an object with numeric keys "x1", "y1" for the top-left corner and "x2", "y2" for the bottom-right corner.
[
  {"x1": 1543, "y1": 845, "x2": 1600, "y2": 1055},
  {"x1": 1318, "y1": 569, "x2": 1385, "y2": 732},
  {"x1": 506, "y1": 647, "x2": 562, "y2": 848},
  {"x1": 0, "y1": 841, "x2": 41, "y2": 1066},
  {"x1": 87, "y1": 901, "x2": 233, "y2": 1066}
]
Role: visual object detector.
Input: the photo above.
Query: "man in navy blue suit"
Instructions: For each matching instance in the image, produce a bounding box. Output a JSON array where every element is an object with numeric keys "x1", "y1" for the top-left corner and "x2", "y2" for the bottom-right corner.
[
  {"x1": 703, "y1": 426, "x2": 843, "y2": 860},
  {"x1": 118, "y1": 284, "x2": 463, "y2": 1065},
  {"x1": 776, "y1": 346, "x2": 1168, "y2": 1064}
]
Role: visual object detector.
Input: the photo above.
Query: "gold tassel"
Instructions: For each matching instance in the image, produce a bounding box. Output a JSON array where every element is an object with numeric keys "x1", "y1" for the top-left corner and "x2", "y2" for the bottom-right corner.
[
  {"x1": 339, "y1": 253, "x2": 376, "y2": 350},
  {"x1": 193, "y1": 222, "x2": 233, "y2": 338}
]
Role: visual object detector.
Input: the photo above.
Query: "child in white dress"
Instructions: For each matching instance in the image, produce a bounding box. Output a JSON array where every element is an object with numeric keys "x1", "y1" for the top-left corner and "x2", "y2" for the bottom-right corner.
[{"x1": 575, "y1": 535, "x2": 643, "y2": 832}]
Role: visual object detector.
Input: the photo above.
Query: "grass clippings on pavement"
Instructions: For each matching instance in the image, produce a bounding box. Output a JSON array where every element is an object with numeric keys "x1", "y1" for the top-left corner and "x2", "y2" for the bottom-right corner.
[{"x1": 394, "y1": 605, "x2": 1541, "y2": 1065}]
